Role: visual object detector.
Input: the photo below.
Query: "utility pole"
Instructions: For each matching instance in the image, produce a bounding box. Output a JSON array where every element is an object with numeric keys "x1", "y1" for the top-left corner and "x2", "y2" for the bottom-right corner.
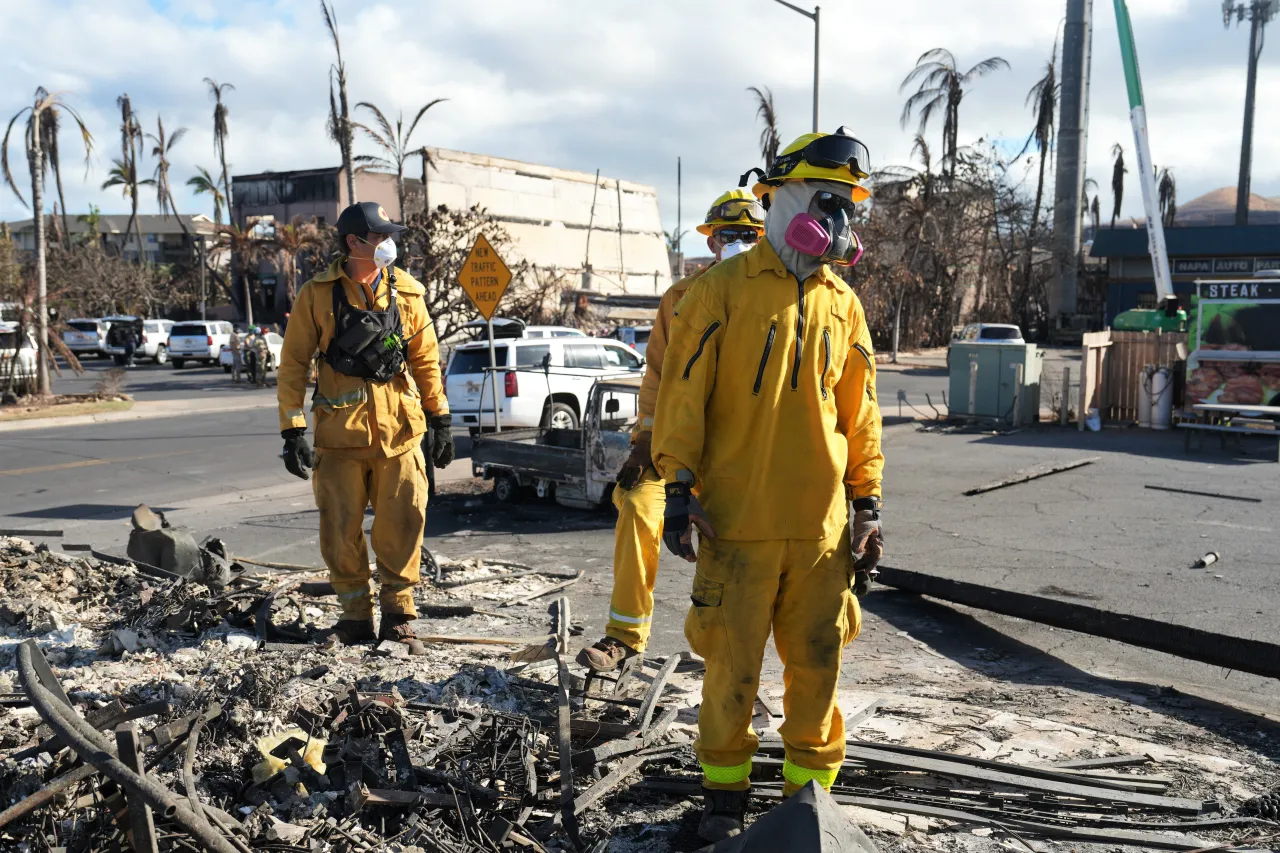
[
  {"x1": 676, "y1": 157, "x2": 682, "y2": 279},
  {"x1": 1051, "y1": 0, "x2": 1094, "y2": 323},
  {"x1": 1224, "y1": 0, "x2": 1277, "y2": 226},
  {"x1": 771, "y1": 0, "x2": 821, "y2": 132}
]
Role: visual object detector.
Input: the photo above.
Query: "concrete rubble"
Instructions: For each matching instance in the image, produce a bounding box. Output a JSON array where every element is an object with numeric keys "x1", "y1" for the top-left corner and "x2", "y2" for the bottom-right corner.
[{"x1": 0, "y1": 534, "x2": 1277, "y2": 852}]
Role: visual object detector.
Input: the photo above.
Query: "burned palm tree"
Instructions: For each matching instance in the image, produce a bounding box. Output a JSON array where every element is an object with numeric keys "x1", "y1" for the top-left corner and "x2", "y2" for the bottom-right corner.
[
  {"x1": 1158, "y1": 167, "x2": 1177, "y2": 228},
  {"x1": 115, "y1": 94, "x2": 146, "y2": 260},
  {"x1": 148, "y1": 117, "x2": 191, "y2": 241},
  {"x1": 204, "y1": 78, "x2": 235, "y2": 219},
  {"x1": 900, "y1": 49, "x2": 1009, "y2": 178},
  {"x1": 322, "y1": 0, "x2": 356, "y2": 203},
  {"x1": 1109, "y1": 143, "x2": 1126, "y2": 228},
  {"x1": 1018, "y1": 44, "x2": 1058, "y2": 320},
  {"x1": 355, "y1": 99, "x2": 448, "y2": 219},
  {"x1": 1, "y1": 87, "x2": 93, "y2": 395},
  {"x1": 747, "y1": 86, "x2": 781, "y2": 169},
  {"x1": 269, "y1": 216, "x2": 324, "y2": 307},
  {"x1": 188, "y1": 165, "x2": 227, "y2": 226}
]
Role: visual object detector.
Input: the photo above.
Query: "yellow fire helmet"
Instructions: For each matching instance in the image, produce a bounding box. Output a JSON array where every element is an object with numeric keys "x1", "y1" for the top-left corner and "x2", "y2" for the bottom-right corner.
[
  {"x1": 746, "y1": 127, "x2": 872, "y2": 203},
  {"x1": 696, "y1": 188, "x2": 766, "y2": 236}
]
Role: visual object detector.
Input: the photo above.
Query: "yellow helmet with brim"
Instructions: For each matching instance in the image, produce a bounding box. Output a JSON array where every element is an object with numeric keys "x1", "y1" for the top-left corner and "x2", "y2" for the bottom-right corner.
[
  {"x1": 744, "y1": 128, "x2": 872, "y2": 203},
  {"x1": 696, "y1": 188, "x2": 766, "y2": 236}
]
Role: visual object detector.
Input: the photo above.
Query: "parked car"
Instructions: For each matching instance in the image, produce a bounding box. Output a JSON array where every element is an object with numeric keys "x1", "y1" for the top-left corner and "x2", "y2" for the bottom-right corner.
[
  {"x1": 219, "y1": 332, "x2": 283, "y2": 373},
  {"x1": 0, "y1": 322, "x2": 37, "y2": 389},
  {"x1": 459, "y1": 318, "x2": 586, "y2": 340},
  {"x1": 168, "y1": 321, "x2": 235, "y2": 368},
  {"x1": 611, "y1": 325, "x2": 653, "y2": 357},
  {"x1": 62, "y1": 318, "x2": 110, "y2": 357},
  {"x1": 947, "y1": 323, "x2": 1025, "y2": 367},
  {"x1": 446, "y1": 336, "x2": 645, "y2": 434}
]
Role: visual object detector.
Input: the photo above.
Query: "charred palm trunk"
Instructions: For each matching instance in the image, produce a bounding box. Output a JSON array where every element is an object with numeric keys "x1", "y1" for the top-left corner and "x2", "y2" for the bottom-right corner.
[
  {"x1": 29, "y1": 114, "x2": 50, "y2": 396},
  {"x1": 1022, "y1": 151, "x2": 1048, "y2": 332}
]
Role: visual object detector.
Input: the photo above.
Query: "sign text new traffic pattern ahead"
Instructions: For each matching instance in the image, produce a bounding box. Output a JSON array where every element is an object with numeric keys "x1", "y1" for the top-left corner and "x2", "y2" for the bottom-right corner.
[{"x1": 458, "y1": 234, "x2": 512, "y2": 321}]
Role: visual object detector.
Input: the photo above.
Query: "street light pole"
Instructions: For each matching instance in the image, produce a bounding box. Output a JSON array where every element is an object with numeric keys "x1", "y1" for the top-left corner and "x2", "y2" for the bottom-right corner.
[
  {"x1": 1223, "y1": 0, "x2": 1277, "y2": 226},
  {"x1": 771, "y1": 0, "x2": 821, "y2": 132}
]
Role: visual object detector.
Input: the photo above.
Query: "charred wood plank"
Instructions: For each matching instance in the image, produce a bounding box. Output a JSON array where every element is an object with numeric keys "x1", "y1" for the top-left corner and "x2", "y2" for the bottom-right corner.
[
  {"x1": 116, "y1": 724, "x2": 160, "y2": 853},
  {"x1": 573, "y1": 707, "x2": 678, "y2": 768},
  {"x1": 636, "y1": 655, "x2": 680, "y2": 733}
]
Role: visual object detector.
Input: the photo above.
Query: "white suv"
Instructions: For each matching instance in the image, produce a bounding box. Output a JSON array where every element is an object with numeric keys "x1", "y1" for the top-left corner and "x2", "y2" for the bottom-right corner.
[
  {"x1": 169, "y1": 321, "x2": 234, "y2": 368},
  {"x1": 63, "y1": 319, "x2": 110, "y2": 357},
  {"x1": 104, "y1": 318, "x2": 175, "y2": 364},
  {"x1": 446, "y1": 337, "x2": 645, "y2": 433}
]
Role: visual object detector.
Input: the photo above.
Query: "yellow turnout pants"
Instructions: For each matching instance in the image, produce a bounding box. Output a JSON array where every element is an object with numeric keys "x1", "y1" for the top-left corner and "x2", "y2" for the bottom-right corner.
[
  {"x1": 313, "y1": 446, "x2": 428, "y2": 619},
  {"x1": 686, "y1": 531, "x2": 861, "y2": 793},
  {"x1": 606, "y1": 469, "x2": 666, "y2": 651}
]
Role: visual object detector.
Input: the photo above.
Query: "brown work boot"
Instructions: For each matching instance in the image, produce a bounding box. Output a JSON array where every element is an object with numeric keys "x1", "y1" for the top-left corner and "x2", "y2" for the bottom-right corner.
[
  {"x1": 575, "y1": 636, "x2": 638, "y2": 672},
  {"x1": 698, "y1": 787, "x2": 748, "y2": 842},
  {"x1": 379, "y1": 613, "x2": 427, "y2": 656},
  {"x1": 321, "y1": 619, "x2": 375, "y2": 648}
]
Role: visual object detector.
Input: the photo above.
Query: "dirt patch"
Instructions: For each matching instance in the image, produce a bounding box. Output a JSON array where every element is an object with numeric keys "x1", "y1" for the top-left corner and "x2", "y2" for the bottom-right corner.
[{"x1": 0, "y1": 394, "x2": 132, "y2": 422}]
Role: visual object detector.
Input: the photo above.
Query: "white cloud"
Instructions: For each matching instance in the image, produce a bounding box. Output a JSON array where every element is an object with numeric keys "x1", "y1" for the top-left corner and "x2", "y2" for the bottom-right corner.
[{"x1": 0, "y1": 0, "x2": 1276, "y2": 233}]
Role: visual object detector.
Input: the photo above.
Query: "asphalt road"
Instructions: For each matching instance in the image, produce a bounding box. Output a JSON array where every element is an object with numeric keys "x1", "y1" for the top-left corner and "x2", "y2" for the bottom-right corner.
[
  {"x1": 4, "y1": 405, "x2": 1277, "y2": 715},
  {"x1": 54, "y1": 355, "x2": 962, "y2": 411}
]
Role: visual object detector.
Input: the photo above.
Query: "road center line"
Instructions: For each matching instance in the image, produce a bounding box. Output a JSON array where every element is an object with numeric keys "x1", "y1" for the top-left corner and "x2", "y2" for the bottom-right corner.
[{"x1": 0, "y1": 449, "x2": 202, "y2": 477}]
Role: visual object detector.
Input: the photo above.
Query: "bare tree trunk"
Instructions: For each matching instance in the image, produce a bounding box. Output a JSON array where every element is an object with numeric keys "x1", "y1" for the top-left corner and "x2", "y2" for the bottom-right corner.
[
  {"x1": 1022, "y1": 153, "x2": 1048, "y2": 330},
  {"x1": 891, "y1": 289, "x2": 904, "y2": 364},
  {"x1": 30, "y1": 114, "x2": 50, "y2": 397},
  {"x1": 242, "y1": 272, "x2": 254, "y2": 326},
  {"x1": 220, "y1": 153, "x2": 232, "y2": 225},
  {"x1": 396, "y1": 167, "x2": 405, "y2": 222},
  {"x1": 339, "y1": 80, "x2": 356, "y2": 203}
]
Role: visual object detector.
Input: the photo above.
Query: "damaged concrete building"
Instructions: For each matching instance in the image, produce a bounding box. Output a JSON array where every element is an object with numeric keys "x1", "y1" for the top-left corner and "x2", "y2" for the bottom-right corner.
[{"x1": 232, "y1": 148, "x2": 673, "y2": 317}]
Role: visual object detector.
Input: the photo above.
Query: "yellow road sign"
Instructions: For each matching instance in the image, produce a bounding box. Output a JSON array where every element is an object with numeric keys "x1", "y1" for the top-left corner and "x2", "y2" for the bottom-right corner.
[{"x1": 458, "y1": 234, "x2": 512, "y2": 321}]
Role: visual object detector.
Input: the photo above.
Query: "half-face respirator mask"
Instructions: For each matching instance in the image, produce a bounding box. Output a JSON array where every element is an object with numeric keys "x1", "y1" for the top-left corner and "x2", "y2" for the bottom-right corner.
[{"x1": 783, "y1": 190, "x2": 864, "y2": 267}]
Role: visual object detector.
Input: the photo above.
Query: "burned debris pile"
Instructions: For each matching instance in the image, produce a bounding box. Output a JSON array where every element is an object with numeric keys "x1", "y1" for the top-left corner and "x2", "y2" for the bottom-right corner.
[{"x1": 1, "y1": 534, "x2": 1277, "y2": 852}]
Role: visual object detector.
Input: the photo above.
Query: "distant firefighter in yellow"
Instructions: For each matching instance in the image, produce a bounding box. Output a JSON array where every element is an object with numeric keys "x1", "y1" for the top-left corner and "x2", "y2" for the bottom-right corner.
[
  {"x1": 578, "y1": 189, "x2": 765, "y2": 674},
  {"x1": 651, "y1": 129, "x2": 884, "y2": 842}
]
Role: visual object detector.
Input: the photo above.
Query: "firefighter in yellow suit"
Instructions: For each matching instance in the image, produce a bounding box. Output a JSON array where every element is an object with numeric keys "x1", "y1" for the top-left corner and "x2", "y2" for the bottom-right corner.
[
  {"x1": 276, "y1": 202, "x2": 454, "y2": 654},
  {"x1": 651, "y1": 130, "x2": 885, "y2": 842},
  {"x1": 577, "y1": 190, "x2": 765, "y2": 672}
]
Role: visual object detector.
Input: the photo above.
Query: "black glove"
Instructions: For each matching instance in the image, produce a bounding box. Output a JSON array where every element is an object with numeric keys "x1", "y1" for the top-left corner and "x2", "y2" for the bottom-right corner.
[
  {"x1": 849, "y1": 503, "x2": 884, "y2": 597},
  {"x1": 616, "y1": 434, "x2": 652, "y2": 491},
  {"x1": 662, "y1": 479, "x2": 716, "y2": 562},
  {"x1": 428, "y1": 414, "x2": 454, "y2": 469},
  {"x1": 282, "y1": 427, "x2": 314, "y2": 480}
]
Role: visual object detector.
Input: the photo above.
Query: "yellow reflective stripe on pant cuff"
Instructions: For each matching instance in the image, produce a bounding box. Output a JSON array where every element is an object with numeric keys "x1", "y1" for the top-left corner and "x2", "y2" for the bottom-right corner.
[
  {"x1": 701, "y1": 759, "x2": 752, "y2": 785},
  {"x1": 782, "y1": 759, "x2": 838, "y2": 790},
  {"x1": 608, "y1": 609, "x2": 652, "y2": 625}
]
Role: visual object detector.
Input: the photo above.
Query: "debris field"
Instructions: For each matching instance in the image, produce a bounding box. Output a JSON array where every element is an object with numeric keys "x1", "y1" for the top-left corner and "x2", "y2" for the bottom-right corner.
[{"x1": 0, "y1": 534, "x2": 1277, "y2": 853}]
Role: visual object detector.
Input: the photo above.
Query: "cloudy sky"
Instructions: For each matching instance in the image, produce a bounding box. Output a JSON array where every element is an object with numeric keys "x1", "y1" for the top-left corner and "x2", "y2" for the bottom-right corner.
[{"x1": 2, "y1": 0, "x2": 1278, "y2": 235}]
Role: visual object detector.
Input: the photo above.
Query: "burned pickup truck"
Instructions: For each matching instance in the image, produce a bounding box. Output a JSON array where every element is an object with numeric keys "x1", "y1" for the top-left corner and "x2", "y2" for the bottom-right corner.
[{"x1": 470, "y1": 375, "x2": 639, "y2": 509}]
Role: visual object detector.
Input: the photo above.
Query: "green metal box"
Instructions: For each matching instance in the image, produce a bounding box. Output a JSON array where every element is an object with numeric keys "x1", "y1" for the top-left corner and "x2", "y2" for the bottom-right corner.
[{"x1": 948, "y1": 343, "x2": 1043, "y2": 424}]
